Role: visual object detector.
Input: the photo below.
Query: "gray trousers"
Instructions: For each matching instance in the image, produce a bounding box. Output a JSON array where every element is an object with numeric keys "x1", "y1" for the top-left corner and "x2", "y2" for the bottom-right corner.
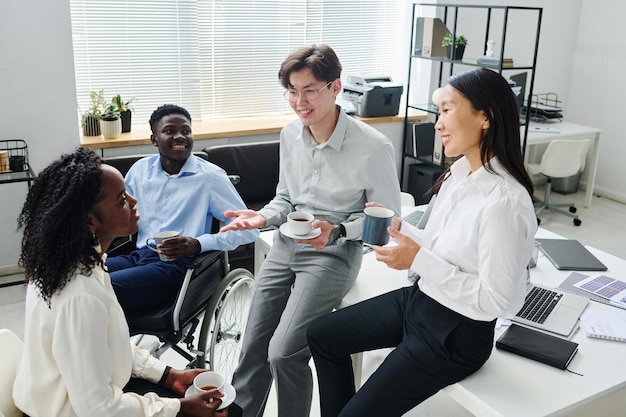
[{"x1": 232, "y1": 232, "x2": 362, "y2": 417}]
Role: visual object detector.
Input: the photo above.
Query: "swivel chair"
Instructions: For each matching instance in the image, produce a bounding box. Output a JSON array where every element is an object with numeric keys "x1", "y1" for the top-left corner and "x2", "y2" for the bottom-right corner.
[
  {"x1": 104, "y1": 154, "x2": 254, "y2": 381},
  {"x1": 526, "y1": 139, "x2": 591, "y2": 226}
]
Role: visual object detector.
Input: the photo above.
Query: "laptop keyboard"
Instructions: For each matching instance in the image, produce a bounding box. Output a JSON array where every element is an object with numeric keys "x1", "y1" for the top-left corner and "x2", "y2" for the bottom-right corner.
[
  {"x1": 516, "y1": 286, "x2": 563, "y2": 324},
  {"x1": 402, "y1": 210, "x2": 424, "y2": 227}
]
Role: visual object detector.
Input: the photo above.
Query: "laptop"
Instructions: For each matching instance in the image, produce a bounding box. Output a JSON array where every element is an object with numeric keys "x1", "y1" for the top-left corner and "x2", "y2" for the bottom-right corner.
[
  {"x1": 402, "y1": 194, "x2": 436, "y2": 229},
  {"x1": 536, "y1": 238, "x2": 608, "y2": 271},
  {"x1": 512, "y1": 268, "x2": 589, "y2": 338}
]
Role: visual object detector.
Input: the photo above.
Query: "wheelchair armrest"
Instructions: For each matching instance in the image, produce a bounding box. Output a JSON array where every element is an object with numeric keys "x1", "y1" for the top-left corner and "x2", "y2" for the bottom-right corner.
[{"x1": 188, "y1": 250, "x2": 223, "y2": 271}]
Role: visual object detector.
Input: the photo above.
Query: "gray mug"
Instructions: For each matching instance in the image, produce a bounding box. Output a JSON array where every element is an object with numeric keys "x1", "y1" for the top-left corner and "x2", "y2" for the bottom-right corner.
[
  {"x1": 146, "y1": 230, "x2": 179, "y2": 262},
  {"x1": 362, "y1": 207, "x2": 394, "y2": 246}
]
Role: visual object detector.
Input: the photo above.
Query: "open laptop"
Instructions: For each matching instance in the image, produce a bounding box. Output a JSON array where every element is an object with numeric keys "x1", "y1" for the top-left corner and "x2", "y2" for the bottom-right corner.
[
  {"x1": 402, "y1": 194, "x2": 436, "y2": 229},
  {"x1": 512, "y1": 268, "x2": 589, "y2": 338}
]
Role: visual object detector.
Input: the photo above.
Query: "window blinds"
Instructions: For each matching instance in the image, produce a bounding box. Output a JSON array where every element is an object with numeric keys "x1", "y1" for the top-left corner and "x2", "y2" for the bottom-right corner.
[{"x1": 70, "y1": 0, "x2": 401, "y2": 124}]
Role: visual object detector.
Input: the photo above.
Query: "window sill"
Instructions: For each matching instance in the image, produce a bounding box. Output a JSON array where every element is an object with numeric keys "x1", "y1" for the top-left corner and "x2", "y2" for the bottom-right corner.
[{"x1": 80, "y1": 110, "x2": 427, "y2": 150}]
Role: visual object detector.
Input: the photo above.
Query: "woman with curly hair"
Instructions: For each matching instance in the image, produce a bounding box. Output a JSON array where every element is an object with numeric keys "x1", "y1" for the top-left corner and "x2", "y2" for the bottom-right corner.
[{"x1": 13, "y1": 147, "x2": 231, "y2": 417}]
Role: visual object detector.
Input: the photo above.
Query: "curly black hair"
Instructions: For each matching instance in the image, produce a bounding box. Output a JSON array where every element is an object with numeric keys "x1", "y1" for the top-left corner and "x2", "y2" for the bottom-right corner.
[
  {"x1": 17, "y1": 147, "x2": 105, "y2": 306},
  {"x1": 149, "y1": 104, "x2": 192, "y2": 134}
]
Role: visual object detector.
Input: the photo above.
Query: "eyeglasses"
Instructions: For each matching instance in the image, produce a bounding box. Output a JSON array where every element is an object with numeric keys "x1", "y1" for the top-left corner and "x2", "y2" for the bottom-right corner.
[{"x1": 283, "y1": 80, "x2": 333, "y2": 103}]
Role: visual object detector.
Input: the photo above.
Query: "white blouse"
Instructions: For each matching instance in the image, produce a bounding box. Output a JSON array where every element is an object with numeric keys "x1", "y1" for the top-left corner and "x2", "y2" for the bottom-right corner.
[
  {"x1": 401, "y1": 156, "x2": 537, "y2": 321},
  {"x1": 13, "y1": 264, "x2": 180, "y2": 417}
]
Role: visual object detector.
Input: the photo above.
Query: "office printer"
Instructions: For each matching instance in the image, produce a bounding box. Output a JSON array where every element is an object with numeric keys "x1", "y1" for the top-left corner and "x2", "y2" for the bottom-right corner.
[{"x1": 342, "y1": 75, "x2": 403, "y2": 118}]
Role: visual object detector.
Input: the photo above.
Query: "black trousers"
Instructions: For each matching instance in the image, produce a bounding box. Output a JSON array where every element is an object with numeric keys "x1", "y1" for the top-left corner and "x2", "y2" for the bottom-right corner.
[{"x1": 307, "y1": 284, "x2": 496, "y2": 417}]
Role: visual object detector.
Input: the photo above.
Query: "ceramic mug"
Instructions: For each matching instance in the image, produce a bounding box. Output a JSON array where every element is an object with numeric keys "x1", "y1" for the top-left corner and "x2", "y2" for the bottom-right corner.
[
  {"x1": 146, "y1": 230, "x2": 179, "y2": 262},
  {"x1": 362, "y1": 207, "x2": 394, "y2": 246}
]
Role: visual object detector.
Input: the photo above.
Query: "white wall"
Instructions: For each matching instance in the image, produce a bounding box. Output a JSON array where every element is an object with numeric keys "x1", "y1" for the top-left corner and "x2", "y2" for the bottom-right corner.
[
  {"x1": 1, "y1": 0, "x2": 624, "y2": 272},
  {"x1": 0, "y1": 0, "x2": 79, "y2": 272},
  {"x1": 567, "y1": 0, "x2": 626, "y2": 203}
]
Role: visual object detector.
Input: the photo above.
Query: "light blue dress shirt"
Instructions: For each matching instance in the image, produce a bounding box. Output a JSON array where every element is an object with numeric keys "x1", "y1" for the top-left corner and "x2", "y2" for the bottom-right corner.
[
  {"x1": 259, "y1": 107, "x2": 401, "y2": 239},
  {"x1": 125, "y1": 154, "x2": 258, "y2": 252}
]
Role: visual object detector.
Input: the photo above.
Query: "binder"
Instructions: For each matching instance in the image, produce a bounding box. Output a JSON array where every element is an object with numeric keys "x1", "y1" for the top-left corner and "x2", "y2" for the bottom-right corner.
[
  {"x1": 414, "y1": 18, "x2": 449, "y2": 58},
  {"x1": 405, "y1": 122, "x2": 435, "y2": 158},
  {"x1": 495, "y1": 324, "x2": 579, "y2": 370}
]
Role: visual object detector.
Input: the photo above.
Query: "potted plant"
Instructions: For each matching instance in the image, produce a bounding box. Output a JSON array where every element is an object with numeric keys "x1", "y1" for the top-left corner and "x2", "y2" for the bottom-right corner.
[
  {"x1": 111, "y1": 94, "x2": 134, "y2": 133},
  {"x1": 442, "y1": 33, "x2": 468, "y2": 61},
  {"x1": 100, "y1": 104, "x2": 122, "y2": 139},
  {"x1": 81, "y1": 89, "x2": 106, "y2": 136}
]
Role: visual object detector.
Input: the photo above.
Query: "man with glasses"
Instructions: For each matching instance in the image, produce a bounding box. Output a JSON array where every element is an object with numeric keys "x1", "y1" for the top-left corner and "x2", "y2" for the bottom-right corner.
[{"x1": 221, "y1": 44, "x2": 401, "y2": 417}]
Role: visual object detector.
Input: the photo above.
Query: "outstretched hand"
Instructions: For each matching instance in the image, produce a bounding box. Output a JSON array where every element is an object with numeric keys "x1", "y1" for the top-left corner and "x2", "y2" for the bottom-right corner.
[
  {"x1": 370, "y1": 227, "x2": 421, "y2": 270},
  {"x1": 220, "y1": 210, "x2": 266, "y2": 232}
]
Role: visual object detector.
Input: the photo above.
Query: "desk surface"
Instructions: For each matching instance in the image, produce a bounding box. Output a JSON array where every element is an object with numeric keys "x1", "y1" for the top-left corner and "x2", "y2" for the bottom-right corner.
[
  {"x1": 254, "y1": 209, "x2": 626, "y2": 417},
  {"x1": 444, "y1": 228, "x2": 626, "y2": 417}
]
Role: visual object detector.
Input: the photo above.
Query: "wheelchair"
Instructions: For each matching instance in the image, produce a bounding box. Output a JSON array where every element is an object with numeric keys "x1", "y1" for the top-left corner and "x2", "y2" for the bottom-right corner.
[{"x1": 105, "y1": 154, "x2": 255, "y2": 381}]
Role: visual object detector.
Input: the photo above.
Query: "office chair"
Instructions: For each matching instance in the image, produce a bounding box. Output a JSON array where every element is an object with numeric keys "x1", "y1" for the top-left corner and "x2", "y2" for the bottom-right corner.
[
  {"x1": 526, "y1": 138, "x2": 591, "y2": 226},
  {"x1": 400, "y1": 191, "x2": 416, "y2": 207},
  {"x1": 203, "y1": 141, "x2": 280, "y2": 271},
  {"x1": 104, "y1": 154, "x2": 255, "y2": 381},
  {"x1": 0, "y1": 329, "x2": 23, "y2": 417}
]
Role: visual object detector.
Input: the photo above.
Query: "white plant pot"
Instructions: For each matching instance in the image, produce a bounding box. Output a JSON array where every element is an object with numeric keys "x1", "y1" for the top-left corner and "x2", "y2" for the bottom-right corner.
[{"x1": 100, "y1": 118, "x2": 122, "y2": 139}]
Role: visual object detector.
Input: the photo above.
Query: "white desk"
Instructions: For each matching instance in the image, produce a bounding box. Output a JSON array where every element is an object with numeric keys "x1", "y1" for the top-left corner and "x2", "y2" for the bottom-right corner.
[
  {"x1": 524, "y1": 121, "x2": 602, "y2": 208},
  {"x1": 254, "y1": 222, "x2": 626, "y2": 417}
]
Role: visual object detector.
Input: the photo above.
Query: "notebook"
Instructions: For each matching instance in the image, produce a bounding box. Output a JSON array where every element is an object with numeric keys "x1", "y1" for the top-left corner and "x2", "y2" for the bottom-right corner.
[
  {"x1": 558, "y1": 272, "x2": 626, "y2": 311},
  {"x1": 536, "y1": 239, "x2": 608, "y2": 271},
  {"x1": 402, "y1": 194, "x2": 436, "y2": 230},
  {"x1": 579, "y1": 309, "x2": 626, "y2": 342},
  {"x1": 511, "y1": 269, "x2": 589, "y2": 337},
  {"x1": 496, "y1": 324, "x2": 579, "y2": 370}
]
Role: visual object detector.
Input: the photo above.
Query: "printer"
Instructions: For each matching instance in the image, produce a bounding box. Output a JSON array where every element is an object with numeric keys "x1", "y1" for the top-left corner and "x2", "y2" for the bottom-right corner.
[{"x1": 342, "y1": 75, "x2": 403, "y2": 118}]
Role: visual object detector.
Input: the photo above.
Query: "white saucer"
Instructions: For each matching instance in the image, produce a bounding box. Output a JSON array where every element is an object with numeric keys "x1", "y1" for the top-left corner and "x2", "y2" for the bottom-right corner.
[
  {"x1": 184, "y1": 381, "x2": 236, "y2": 410},
  {"x1": 279, "y1": 223, "x2": 321, "y2": 240}
]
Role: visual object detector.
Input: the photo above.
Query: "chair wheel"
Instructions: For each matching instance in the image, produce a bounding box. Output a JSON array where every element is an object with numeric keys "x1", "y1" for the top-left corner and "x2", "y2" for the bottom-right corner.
[
  {"x1": 574, "y1": 218, "x2": 582, "y2": 226},
  {"x1": 569, "y1": 206, "x2": 577, "y2": 213}
]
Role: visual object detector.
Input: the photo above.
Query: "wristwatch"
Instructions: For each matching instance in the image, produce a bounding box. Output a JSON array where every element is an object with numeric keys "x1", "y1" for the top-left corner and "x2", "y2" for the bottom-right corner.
[{"x1": 328, "y1": 224, "x2": 347, "y2": 245}]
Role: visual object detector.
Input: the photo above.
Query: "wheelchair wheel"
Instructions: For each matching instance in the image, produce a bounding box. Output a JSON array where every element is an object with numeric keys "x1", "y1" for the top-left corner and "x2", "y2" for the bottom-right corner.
[{"x1": 197, "y1": 268, "x2": 254, "y2": 381}]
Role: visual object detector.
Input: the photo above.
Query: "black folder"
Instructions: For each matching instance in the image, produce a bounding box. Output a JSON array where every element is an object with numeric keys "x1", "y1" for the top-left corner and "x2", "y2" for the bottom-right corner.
[{"x1": 495, "y1": 324, "x2": 579, "y2": 370}]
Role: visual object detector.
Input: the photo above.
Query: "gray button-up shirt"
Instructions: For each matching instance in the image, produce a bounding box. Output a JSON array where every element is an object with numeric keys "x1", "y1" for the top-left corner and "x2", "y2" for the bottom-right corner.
[{"x1": 260, "y1": 107, "x2": 401, "y2": 240}]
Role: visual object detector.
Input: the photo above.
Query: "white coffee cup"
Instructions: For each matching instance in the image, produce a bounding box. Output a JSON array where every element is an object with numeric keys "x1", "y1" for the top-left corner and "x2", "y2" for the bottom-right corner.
[
  {"x1": 287, "y1": 212, "x2": 314, "y2": 236},
  {"x1": 146, "y1": 230, "x2": 179, "y2": 262},
  {"x1": 193, "y1": 371, "x2": 225, "y2": 394}
]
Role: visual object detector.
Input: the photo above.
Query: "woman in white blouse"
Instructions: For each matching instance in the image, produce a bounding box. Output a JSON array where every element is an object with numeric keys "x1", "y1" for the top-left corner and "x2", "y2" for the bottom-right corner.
[
  {"x1": 14, "y1": 148, "x2": 229, "y2": 417},
  {"x1": 308, "y1": 68, "x2": 537, "y2": 417}
]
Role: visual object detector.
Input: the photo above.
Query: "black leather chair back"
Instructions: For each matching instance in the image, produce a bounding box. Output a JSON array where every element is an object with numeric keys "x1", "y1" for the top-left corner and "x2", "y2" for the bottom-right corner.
[{"x1": 203, "y1": 141, "x2": 279, "y2": 211}]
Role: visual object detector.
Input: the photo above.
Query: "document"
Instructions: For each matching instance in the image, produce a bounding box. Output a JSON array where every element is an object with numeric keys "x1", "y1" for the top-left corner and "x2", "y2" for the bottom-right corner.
[
  {"x1": 558, "y1": 272, "x2": 626, "y2": 311},
  {"x1": 580, "y1": 309, "x2": 626, "y2": 342},
  {"x1": 573, "y1": 274, "x2": 626, "y2": 309}
]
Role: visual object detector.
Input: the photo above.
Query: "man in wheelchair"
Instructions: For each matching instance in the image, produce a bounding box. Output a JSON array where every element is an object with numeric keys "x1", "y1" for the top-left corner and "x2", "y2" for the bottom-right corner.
[{"x1": 106, "y1": 104, "x2": 258, "y2": 314}]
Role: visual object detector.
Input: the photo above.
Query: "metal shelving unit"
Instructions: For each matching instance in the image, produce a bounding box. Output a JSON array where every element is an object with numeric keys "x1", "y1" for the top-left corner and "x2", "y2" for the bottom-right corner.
[{"x1": 401, "y1": 3, "x2": 543, "y2": 188}]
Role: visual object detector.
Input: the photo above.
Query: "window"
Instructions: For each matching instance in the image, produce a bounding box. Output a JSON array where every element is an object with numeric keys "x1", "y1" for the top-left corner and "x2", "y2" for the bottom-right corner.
[{"x1": 70, "y1": 0, "x2": 403, "y2": 125}]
